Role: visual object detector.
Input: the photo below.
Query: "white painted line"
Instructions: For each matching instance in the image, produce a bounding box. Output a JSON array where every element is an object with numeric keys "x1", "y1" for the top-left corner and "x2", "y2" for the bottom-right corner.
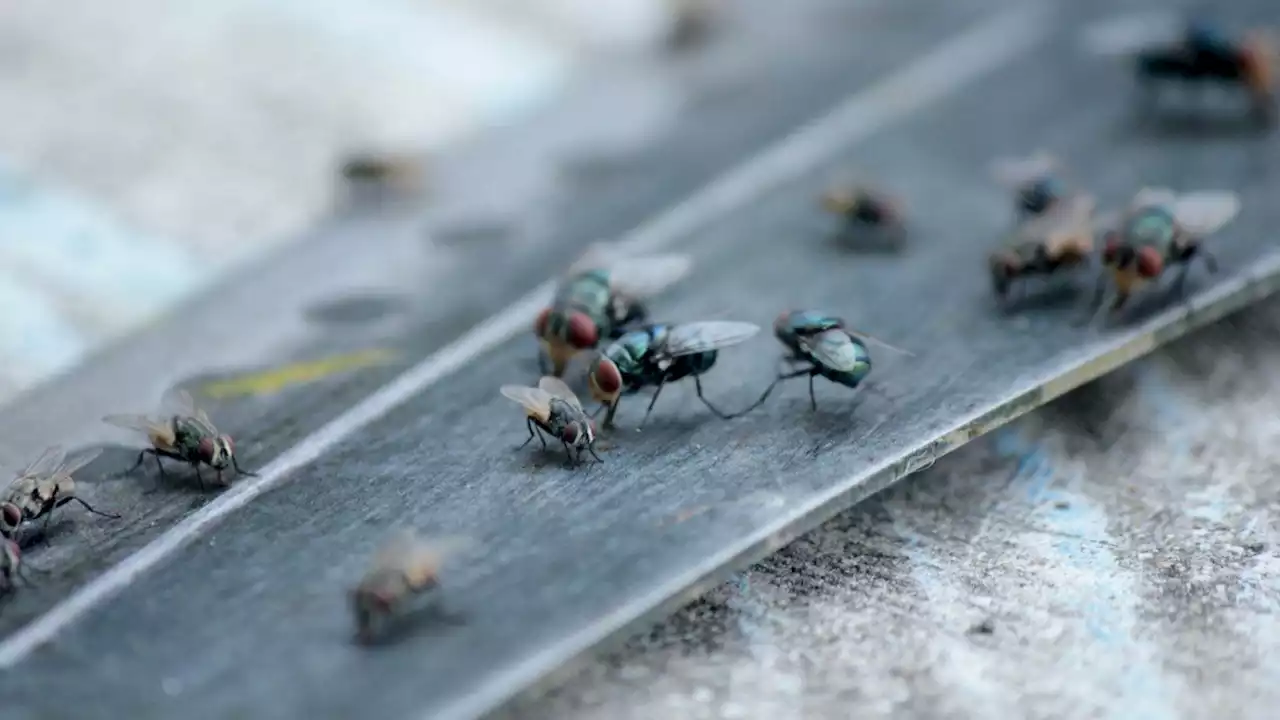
[
  {"x1": 0, "y1": 2, "x2": 1053, "y2": 671},
  {"x1": 1079, "y1": 13, "x2": 1180, "y2": 57}
]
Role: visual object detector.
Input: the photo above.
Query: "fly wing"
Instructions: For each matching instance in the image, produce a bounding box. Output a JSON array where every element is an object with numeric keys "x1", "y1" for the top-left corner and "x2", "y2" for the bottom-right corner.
[
  {"x1": 798, "y1": 331, "x2": 866, "y2": 372},
  {"x1": 103, "y1": 413, "x2": 176, "y2": 447},
  {"x1": 371, "y1": 531, "x2": 470, "y2": 577},
  {"x1": 162, "y1": 387, "x2": 218, "y2": 435},
  {"x1": 536, "y1": 376, "x2": 584, "y2": 411},
  {"x1": 51, "y1": 447, "x2": 104, "y2": 477},
  {"x1": 1130, "y1": 186, "x2": 1178, "y2": 212},
  {"x1": 19, "y1": 445, "x2": 66, "y2": 479},
  {"x1": 499, "y1": 385, "x2": 553, "y2": 422},
  {"x1": 660, "y1": 321, "x2": 761, "y2": 358},
  {"x1": 606, "y1": 254, "x2": 694, "y2": 299},
  {"x1": 1173, "y1": 191, "x2": 1241, "y2": 237},
  {"x1": 989, "y1": 151, "x2": 1057, "y2": 187}
]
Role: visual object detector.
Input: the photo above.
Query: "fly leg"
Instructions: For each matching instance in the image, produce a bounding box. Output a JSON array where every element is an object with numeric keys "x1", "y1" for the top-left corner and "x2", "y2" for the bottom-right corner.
[
  {"x1": 601, "y1": 400, "x2": 621, "y2": 431},
  {"x1": 232, "y1": 456, "x2": 258, "y2": 479},
  {"x1": 519, "y1": 417, "x2": 547, "y2": 450},
  {"x1": 586, "y1": 444, "x2": 604, "y2": 464},
  {"x1": 692, "y1": 376, "x2": 735, "y2": 420},
  {"x1": 1076, "y1": 275, "x2": 1110, "y2": 327},
  {"x1": 193, "y1": 465, "x2": 207, "y2": 492},
  {"x1": 56, "y1": 496, "x2": 121, "y2": 520},
  {"x1": 639, "y1": 381, "x2": 668, "y2": 428},
  {"x1": 137, "y1": 449, "x2": 181, "y2": 494}
]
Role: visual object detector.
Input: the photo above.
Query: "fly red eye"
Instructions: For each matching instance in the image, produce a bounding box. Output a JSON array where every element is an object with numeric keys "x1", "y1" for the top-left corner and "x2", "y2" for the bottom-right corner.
[
  {"x1": 590, "y1": 357, "x2": 623, "y2": 395},
  {"x1": 1, "y1": 504, "x2": 21, "y2": 530},
  {"x1": 1137, "y1": 246, "x2": 1164, "y2": 278},
  {"x1": 534, "y1": 308, "x2": 551, "y2": 337},
  {"x1": 198, "y1": 437, "x2": 216, "y2": 461},
  {"x1": 565, "y1": 312, "x2": 598, "y2": 349},
  {"x1": 773, "y1": 311, "x2": 792, "y2": 336},
  {"x1": 562, "y1": 424, "x2": 580, "y2": 444},
  {"x1": 1103, "y1": 233, "x2": 1119, "y2": 263}
]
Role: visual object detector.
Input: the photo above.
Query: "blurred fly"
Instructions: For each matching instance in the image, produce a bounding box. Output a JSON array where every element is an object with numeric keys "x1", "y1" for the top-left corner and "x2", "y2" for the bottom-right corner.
[
  {"x1": 820, "y1": 182, "x2": 906, "y2": 246},
  {"x1": 351, "y1": 531, "x2": 468, "y2": 643},
  {"x1": 742, "y1": 310, "x2": 912, "y2": 412},
  {"x1": 586, "y1": 320, "x2": 760, "y2": 429},
  {"x1": 0, "y1": 445, "x2": 118, "y2": 540},
  {"x1": 988, "y1": 193, "x2": 1100, "y2": 302},
  {"x1": 535, "y1": 244, "x2": 693, "y2": 377},
  {"x1": 500, "y1": 377, "x2": 601, "y2": 466},
  {"x1": 1094, "y1": 187, "x2": 1241, "y2": 312},
  {"x1": 104, "y1": 387, "x2": 256, "y2": 490}
]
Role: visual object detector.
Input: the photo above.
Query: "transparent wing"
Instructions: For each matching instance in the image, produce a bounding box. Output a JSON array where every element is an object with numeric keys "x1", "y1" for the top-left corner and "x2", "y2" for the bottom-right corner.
[
  {"x1": 103, "y1": 413, "x2": 167, "y2": 435},
  {"x1": 499, "y1": 385, "x2": 553, "y2": 421},
  {"x1": 537, "y1": 376, "x2": 584, "y2": 411},
  {"x1": 1130, "y1": 186, "x2": 1178, "y2": 212},
  {"x1": 799, "y1": 331, "x2": 866, "y2": 372},
  {"x1": 1173, "y1": 191, "x2": 1241, "y2": 237},
  {"x1": 1012, "y1": 193, "x2": 1095, "y2": 245},
  {"x1": 51, "y1": 447, "x2": 104, "y2": 477},
  {"x1": 606, "y1": 254, "x2": 694, "y2": 299},
  {"x1": 19, "y1": 445, "x2": 66, "y2": 478},
  {"x1": 989, "y1": 151, "x2": 1057, "y2": 187},
  {"x1": 162, "y1": 387, "x2": 217, "y2": 434},
  {"x1": 660, "y1": 321, "x2": 761, "y2": 358},
  {"x1": 371, "y1": 531, "x2": 470, "y2": 575},
  {"x1": 844, "y1": 329, "x2": 914, "y2": 357}
]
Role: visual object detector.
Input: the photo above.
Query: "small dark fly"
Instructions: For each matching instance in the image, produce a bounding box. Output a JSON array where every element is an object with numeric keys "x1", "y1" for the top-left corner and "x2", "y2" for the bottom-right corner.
[
  {"x1": 351, "y1": 531, "x2": 468, "y2": 643},
  {"x1": 586, "y1": 320, "x2": 760, "y2": 429},
  {"x1": 742, "y1": 310, "x2": 911, "y2": 412},
  {"x1": 104, "y1": 387, "x2": 256, "y2": 490},
  {"x1": 1094, "y1": 187, "x2": 1241, "y2": 312},
  {"x1": 990, "y1": 152, "x2": 1069, "y2": 221},
  {"x1": 0, "y1": 445, "x2": 119, "y2": 541},
  {"x1": 535, "y1": 244, "x2": 693, "y2": 377},
  {"x1": 500, "y1": 376, "x2": 602, "y2": 466},
  {"x1": 820, "y1": 183, "x2": 906, "y2": 247}
]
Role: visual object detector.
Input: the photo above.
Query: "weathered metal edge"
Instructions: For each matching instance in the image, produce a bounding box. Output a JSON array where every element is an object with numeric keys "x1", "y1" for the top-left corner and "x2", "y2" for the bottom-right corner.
[{"x1": 482, "y1": 249, "x2": 1280, "y2": 720}]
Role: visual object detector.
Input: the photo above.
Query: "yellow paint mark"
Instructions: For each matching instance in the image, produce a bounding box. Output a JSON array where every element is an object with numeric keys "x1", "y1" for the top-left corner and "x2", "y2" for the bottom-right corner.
[{"x1": 199, "y1": 349, "x2": 399, "y2": 399}]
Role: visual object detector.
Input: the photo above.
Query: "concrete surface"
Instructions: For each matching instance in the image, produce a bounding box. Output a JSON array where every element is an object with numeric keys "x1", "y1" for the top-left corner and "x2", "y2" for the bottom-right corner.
[
  {"x1": 0, "y1": 0, "x2": 1277, "y2": 718},
  {"x1": 0, "y1": 0, "x2": 695, "y2": 400},
  {"x1": 528, "y1": 296, "x2": 1280, "y2": 720}
]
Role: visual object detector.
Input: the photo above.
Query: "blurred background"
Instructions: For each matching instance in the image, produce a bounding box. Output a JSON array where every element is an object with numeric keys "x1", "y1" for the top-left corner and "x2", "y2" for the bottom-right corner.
[{"x1": 0, "y1": 0, "x2": 711, "y2": 402}]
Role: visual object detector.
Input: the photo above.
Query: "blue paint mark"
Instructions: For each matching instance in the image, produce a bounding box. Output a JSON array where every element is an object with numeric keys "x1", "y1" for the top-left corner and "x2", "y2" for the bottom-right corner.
[
  {"x1": 992, "y1": 427, "x2": 1177, "y2": 719},
  {"x1": 1131, "y1": 365, "x2": 1224, "y2": 523},
  {"x1": 0, "y1": 167, "x2": 205, "y2": 316},
  {"x1": 728, "y1": 574, "x2": 775, "y2": 651}
]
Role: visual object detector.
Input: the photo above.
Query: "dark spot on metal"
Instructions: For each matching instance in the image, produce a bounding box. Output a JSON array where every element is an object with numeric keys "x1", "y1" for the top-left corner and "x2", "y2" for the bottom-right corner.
[
  {"x1": 1054, "y1": 500, "x2": 1071, "y2": 510},
  {"x1": 305, "y1": 294, "x2": 408, "y2": 325}
]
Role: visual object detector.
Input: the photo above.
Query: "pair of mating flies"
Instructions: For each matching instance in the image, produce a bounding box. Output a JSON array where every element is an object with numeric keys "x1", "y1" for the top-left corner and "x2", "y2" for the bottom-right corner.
[{"x1": 987, "y1": 152, "x2": 1242, "y2": 314}]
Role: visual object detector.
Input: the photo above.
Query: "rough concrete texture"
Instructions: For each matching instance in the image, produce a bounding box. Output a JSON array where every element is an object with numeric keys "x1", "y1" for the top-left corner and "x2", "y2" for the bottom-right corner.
[{"x1": 529, "y1": 297, "x2": 1280, "y2": 720}]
